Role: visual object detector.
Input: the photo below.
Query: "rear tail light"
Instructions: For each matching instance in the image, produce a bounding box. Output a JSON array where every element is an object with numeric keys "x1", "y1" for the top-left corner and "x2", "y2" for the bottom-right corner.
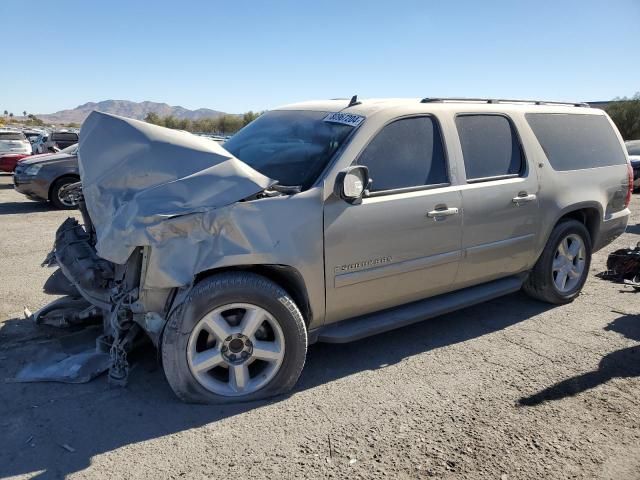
[{"x1": 625, "y1": 162, "x2": 633, "y2": 208}]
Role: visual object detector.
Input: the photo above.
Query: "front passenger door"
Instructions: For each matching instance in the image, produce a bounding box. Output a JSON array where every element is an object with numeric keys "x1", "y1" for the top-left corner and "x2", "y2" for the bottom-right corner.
[{"x1": 323, "y1": 115, "x2": 464, "y2": 324}]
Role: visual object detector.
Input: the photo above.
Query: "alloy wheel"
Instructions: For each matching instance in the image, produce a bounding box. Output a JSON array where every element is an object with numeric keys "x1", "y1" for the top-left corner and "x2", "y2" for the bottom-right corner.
[
  {"x1": 552, "y1": 233, "x2": 586, "y2": 293},
  {"x1": 187, "y1": 303, "x2": 285, "y2": 396}
]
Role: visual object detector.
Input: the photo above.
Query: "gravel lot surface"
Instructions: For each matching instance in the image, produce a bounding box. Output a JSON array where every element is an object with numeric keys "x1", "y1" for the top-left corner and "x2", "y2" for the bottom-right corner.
[{"x1": 1, "y1": 172, "x2": 639, "y2": 479}]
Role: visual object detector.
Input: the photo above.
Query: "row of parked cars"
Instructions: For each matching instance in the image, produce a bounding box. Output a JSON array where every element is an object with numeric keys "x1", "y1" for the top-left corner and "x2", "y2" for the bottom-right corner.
[
  {"x1": 0, "y1": 128, "x2": 79, "y2": 172},
  {"x1": 0, "y1": 127, "x2": 80, "y2": 208}
]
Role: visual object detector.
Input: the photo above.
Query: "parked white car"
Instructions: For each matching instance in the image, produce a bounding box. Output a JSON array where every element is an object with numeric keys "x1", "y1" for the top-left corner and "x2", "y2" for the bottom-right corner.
[{"x1": 0, "y1": 130, "x2": 32, "y2": 155}]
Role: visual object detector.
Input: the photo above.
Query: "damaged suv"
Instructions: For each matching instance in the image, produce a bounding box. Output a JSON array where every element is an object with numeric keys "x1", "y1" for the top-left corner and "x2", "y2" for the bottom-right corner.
[{"x1": 34, "y1": 98, "x2": 632, "y2": 403}]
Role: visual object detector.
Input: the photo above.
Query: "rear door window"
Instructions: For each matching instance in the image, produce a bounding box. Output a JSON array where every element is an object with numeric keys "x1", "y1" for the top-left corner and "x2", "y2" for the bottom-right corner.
[
  {"x1": 356, "y1": 116, "x2": 448, "y2": 192},
  {"x1": 526, "y1": 113, "x2": 626, "y2": 170},
  {"x1": 455, "y1": 115, "x2": 524, "y2": 181}
]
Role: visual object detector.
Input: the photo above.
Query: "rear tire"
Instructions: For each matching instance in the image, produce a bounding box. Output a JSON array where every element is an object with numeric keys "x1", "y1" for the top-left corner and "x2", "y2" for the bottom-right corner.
[
  {"x1": 162, "y1": 272, "x2": 307, "y2": 404},
  {"x1": 523, "y1": 219, "x2": 592, "y2": 304},
  {"x1": 50, "y1": 177, "x2": 79, "y2": 209}
]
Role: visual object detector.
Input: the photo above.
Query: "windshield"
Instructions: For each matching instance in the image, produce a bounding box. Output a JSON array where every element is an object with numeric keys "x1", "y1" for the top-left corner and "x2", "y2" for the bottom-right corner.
[
  {"x1": 0, "y1": 132, "x2": 26, "y2": 141},
  {"x1": 224, "y1": 110, "x2": 356, "y2": 188}
]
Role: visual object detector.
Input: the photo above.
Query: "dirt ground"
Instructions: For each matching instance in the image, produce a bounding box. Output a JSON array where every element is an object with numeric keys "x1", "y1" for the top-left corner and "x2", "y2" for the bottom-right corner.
[{"x1": 0, "y1": 172, "x2": 639, "y2": 480}]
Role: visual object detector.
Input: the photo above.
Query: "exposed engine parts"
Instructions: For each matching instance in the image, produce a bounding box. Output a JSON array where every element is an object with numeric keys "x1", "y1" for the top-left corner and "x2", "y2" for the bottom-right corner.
[{"x1": 20, "y1": 183, "x2": 149, "y2": 385}]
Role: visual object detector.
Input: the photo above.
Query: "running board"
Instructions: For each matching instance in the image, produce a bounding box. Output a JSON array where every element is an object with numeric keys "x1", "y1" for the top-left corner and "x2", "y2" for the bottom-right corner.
[{"x1": 316, "y1": 275, "x2": 525, "y2": 343}]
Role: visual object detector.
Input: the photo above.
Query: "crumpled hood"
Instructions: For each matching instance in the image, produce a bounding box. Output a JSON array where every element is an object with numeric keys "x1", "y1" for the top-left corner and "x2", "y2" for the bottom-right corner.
[{"x1": 78, "y1": 111, "x2": 275, "y2": 266}]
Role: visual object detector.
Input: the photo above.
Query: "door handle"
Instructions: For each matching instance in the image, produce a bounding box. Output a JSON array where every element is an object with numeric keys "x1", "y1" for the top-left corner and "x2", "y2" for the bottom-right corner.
[
  {"x1": 512, "y1": 193, "x2": 536, "y2": 205},
  {"x1": 427, "y1": 207, "x2": 459, "y2": 219}
]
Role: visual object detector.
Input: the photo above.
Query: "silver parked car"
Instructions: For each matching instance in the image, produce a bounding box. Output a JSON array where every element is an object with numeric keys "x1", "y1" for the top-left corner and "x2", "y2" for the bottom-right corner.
[
  {"x1": 35, "y1": 99, "x2": 631, "y2": 403},
  {"x1": 13, "y1": 144, "x2": 80, "y2": 209}
]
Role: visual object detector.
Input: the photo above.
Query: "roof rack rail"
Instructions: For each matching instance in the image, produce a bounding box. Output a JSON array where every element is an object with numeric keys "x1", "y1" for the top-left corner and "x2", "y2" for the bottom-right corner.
[{"x1": 420, "y1": 97, "x2": 590, "y2": 108}]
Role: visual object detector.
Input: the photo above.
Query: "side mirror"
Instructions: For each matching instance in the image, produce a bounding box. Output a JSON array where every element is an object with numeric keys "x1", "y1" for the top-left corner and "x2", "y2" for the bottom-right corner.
[{"x1": 334, "y1": 165, "x2": 370, "y2": 204}]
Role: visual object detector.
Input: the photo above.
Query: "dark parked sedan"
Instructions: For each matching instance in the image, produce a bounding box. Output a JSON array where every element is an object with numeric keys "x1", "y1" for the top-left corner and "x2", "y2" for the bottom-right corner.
[
  {"x1": 13, "y1": 144, "x2": 80, "y2": 209},
  {"x1": 626, "y1": 140, "x2": 640, "y2": 191}
]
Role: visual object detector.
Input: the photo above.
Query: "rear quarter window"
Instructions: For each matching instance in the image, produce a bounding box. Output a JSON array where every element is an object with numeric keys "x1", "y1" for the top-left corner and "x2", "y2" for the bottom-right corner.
[{"x1": 526, "y1": 113, "x2": 626, "y2": 170}]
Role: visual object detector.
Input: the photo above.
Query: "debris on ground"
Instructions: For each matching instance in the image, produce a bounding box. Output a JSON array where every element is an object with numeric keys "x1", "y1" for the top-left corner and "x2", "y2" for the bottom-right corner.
[
  {"x1": 7, "y1": 328, "x2": 111, "y2": 384},
  {"x1": 596, "y1": 242, "x2": 640, "y2": 289}
]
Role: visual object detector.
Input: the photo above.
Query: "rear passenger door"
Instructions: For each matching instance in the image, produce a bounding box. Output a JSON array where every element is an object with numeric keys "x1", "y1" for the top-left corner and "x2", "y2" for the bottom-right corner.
[
  {"x1": 323, "y1": 115, "x2": 463, "y2": 324},
  {"x1": 454, "y1": 114, "x2": 540, "y2": 287}
]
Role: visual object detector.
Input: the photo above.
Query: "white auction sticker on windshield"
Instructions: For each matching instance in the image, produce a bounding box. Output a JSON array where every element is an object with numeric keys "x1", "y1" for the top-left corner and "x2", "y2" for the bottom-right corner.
[{"x1": 323, "y1": 112, "x2": 365, "y2": 127}]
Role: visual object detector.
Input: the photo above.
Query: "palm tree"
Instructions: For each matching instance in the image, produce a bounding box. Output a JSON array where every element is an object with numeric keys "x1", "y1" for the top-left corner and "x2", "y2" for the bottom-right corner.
[
  {"x1": 9, "y1": 113, "x2": 14, "y2": 120},
  {"x1": 23, "y1": 110, "x2": 27, "y2": 117},
  {"x1": 3, "y1": 110, "x2": 7, "y2": 117}
]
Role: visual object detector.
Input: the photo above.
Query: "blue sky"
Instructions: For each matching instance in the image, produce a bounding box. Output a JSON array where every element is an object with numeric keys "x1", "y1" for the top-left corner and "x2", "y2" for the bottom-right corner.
[{"x1": 1, "y1": 0, "x2": 638, "y2": 115}]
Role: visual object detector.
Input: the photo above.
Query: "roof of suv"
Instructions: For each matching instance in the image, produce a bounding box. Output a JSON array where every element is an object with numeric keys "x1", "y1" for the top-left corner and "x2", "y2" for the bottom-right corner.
[{"x1": 274, "y1": 97, "x2": 604, "y2": 118}]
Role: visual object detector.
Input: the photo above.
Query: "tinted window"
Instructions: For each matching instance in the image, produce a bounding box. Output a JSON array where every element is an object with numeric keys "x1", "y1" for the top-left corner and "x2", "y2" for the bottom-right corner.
[
  {"x1": 0, "y1": 132, "x2": 26, "y2": 141},
  {"x1": 626, "y1": 141, "x2": 640, "y2": 156},
  {"x1": 51, "y1": 132, "x2": 78, "y2": 142},
  {"x1": 456, "y1": 115, "x2": 523, "y2": 180},
  {"x1": 224, "y1": 110, "x2": 355, "y2": 188},
  {"x1": 526, "y1": 114, "x2": 626, "y2": 170},
  {"x1": 356, "y1": 116, "x2": 447, "y2": 192}
]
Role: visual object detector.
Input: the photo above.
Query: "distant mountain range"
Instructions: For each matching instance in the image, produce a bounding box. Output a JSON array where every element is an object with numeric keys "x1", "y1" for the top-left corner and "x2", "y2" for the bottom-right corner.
[{"x1": 36, "y1": 100, "x2": 228, "y2": 124}]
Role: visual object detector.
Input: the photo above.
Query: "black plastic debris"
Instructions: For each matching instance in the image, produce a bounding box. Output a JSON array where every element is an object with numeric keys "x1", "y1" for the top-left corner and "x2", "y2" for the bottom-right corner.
[{"x1": 597, "y1": 242, "x2": 640, "y2": 289}]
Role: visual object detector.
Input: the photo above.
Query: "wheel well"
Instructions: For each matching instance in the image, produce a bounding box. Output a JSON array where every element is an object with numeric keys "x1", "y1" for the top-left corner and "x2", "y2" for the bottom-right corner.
[
  {"x1": 194, "y1": 265, "x2": 313, "y2": 326},
  {"x1": 557, "y1": 207, "x2": 600, "y2": 243},
  {"x1": 48, "y1": 174, "x2": 80, "y2": 201}
]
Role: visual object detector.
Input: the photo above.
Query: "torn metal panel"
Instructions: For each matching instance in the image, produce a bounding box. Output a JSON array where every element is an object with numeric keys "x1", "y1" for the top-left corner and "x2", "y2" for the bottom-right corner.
[{"x1": 78, "y1": 111, "x2": 275, "y2": 268}]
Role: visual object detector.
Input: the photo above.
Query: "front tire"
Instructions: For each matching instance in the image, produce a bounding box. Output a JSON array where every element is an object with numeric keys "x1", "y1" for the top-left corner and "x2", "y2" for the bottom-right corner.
[
  {"x1": 523, "y1": 219, "x2": 592, "y2": 304},
  {"x1": 162, "y1": 272, "x2": 307, "y2": 404},
  {"x1": 50, "y1": 177, "x2": 79, "y2": 209}
]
